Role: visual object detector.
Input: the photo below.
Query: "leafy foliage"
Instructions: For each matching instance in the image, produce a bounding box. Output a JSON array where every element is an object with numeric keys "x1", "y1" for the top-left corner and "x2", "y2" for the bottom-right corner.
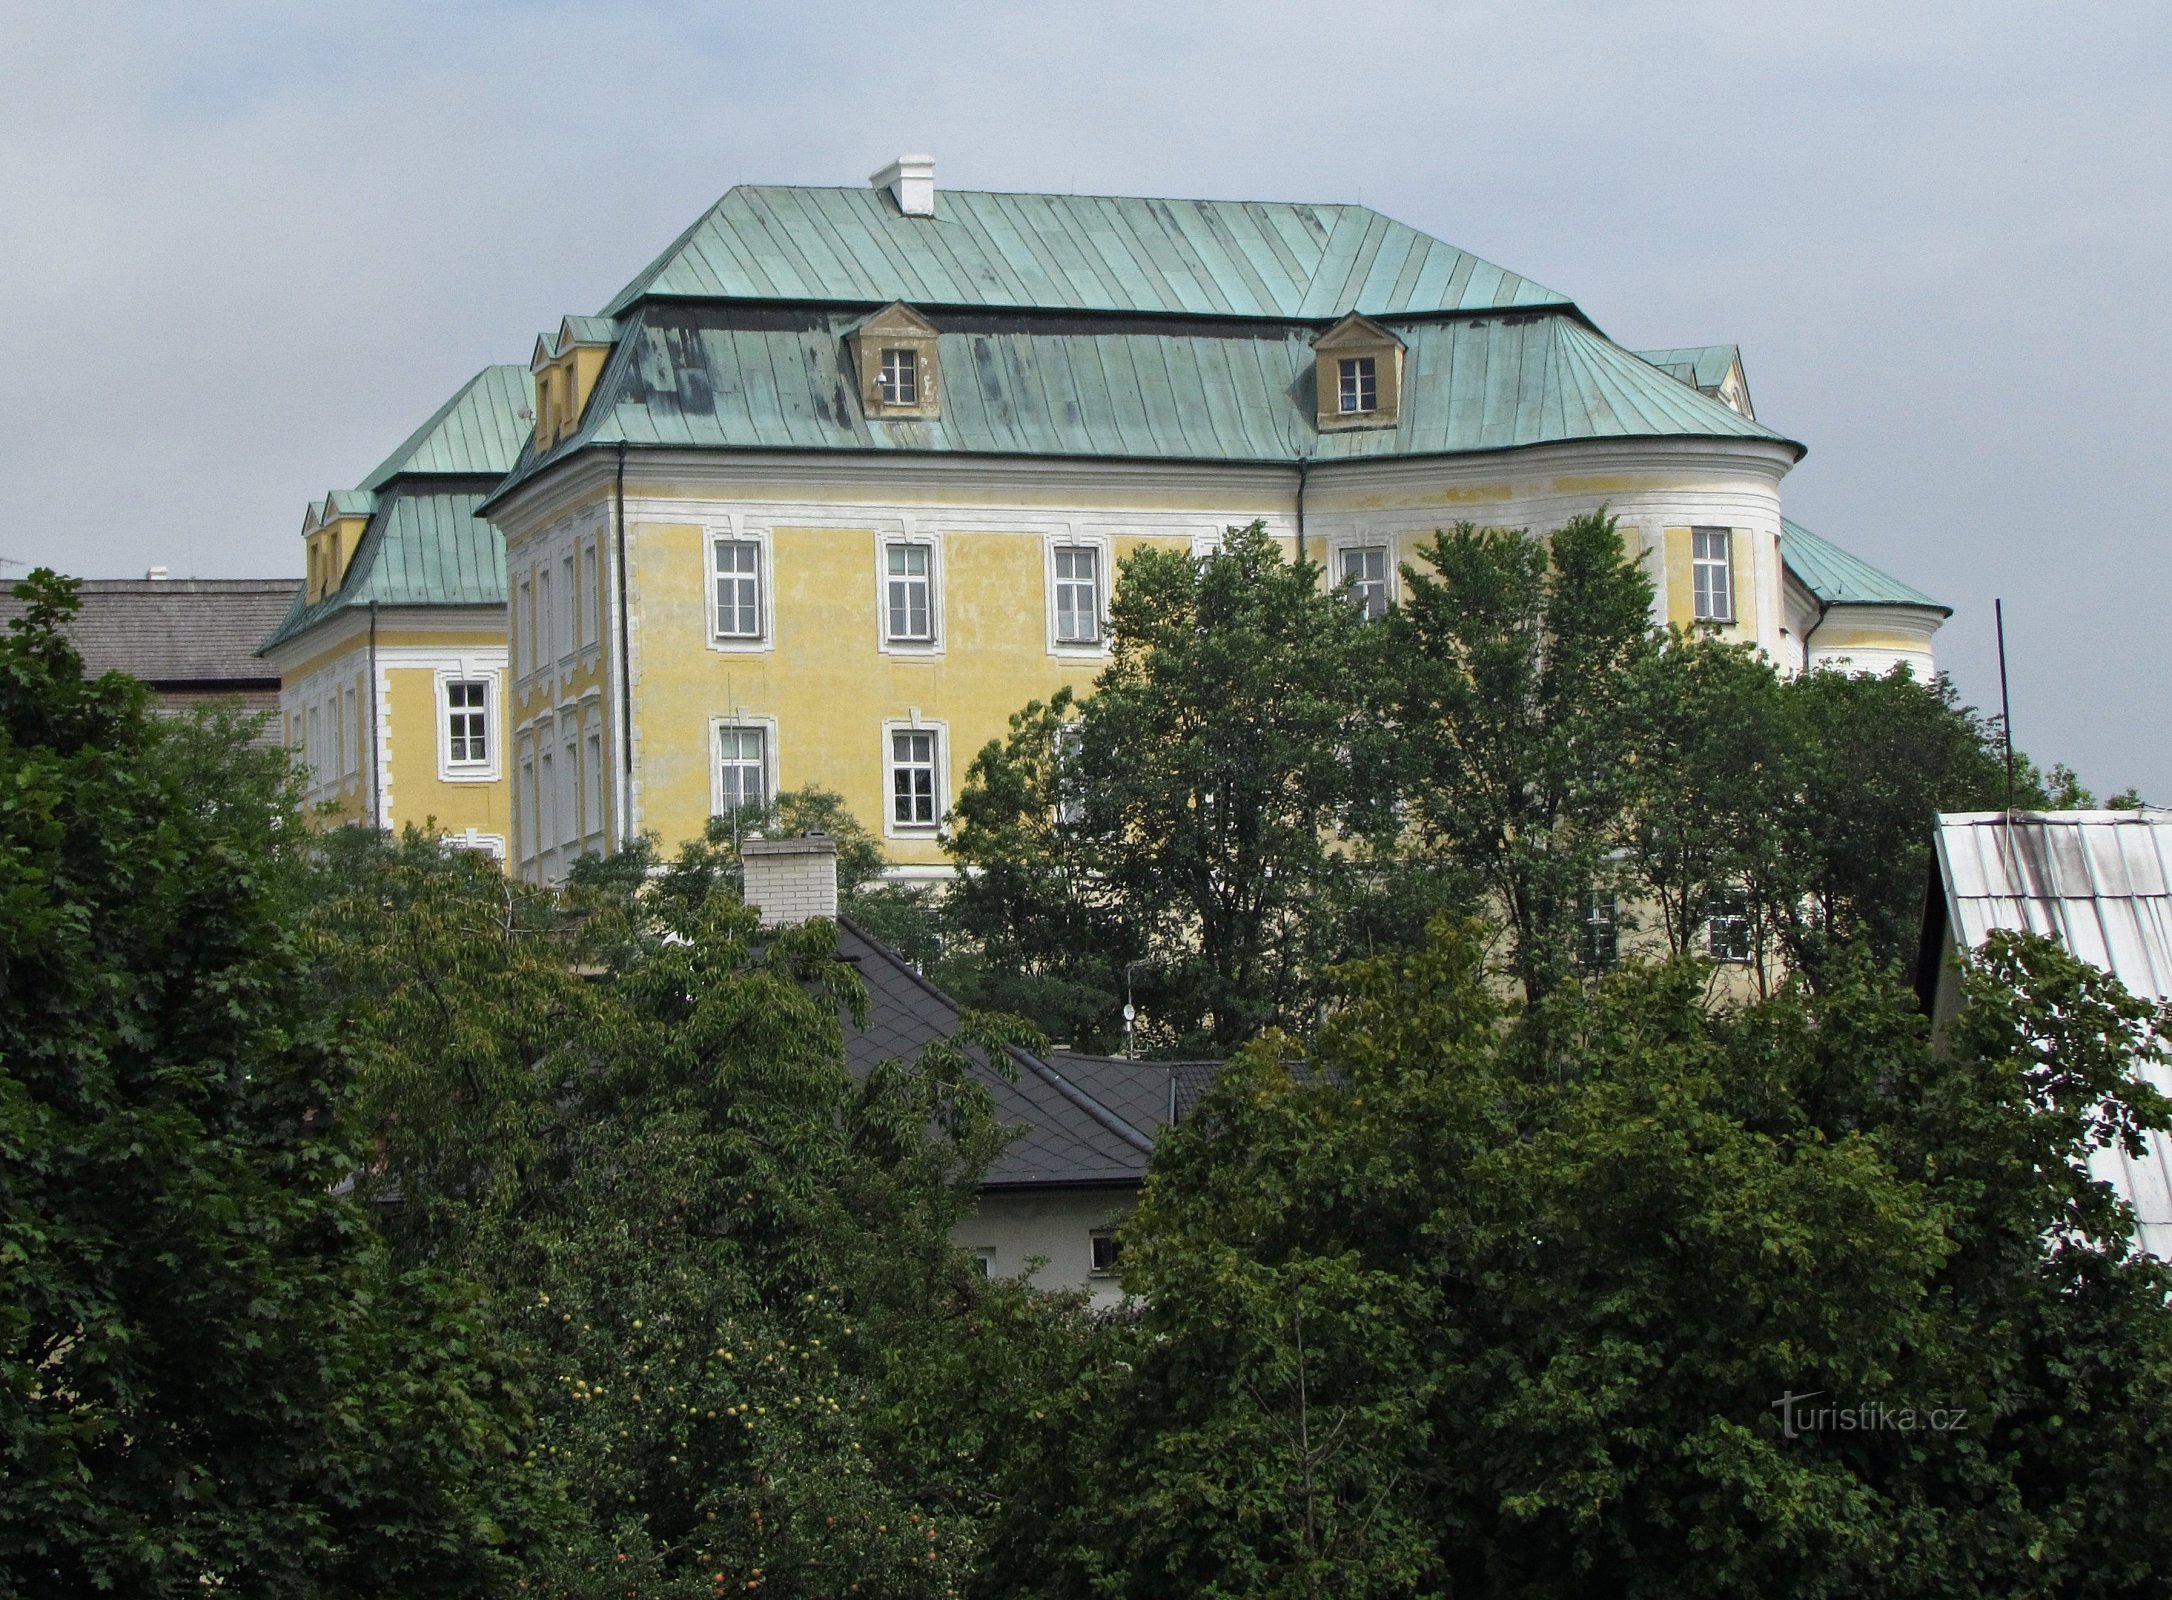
[
  {"x1": 986, "y1": 924, "x2": 2172, "y2": 1598},
  {"x1": 310, "y1": 822, "x2": 1075, "y2": 1598},
  {"x1": 0, "y1": 572, "x2": 545, "y2": 1598}
]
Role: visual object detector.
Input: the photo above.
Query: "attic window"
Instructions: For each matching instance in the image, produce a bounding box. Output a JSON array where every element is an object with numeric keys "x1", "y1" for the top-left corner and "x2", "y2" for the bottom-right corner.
[
  {"x1": 1313, "y1": 313, "x2": 1404, "y2": 431},
  {"x1": 848, "y1": 302, "x2": 941, "y2": 419},
  {"x1": 1338, "y1": 356, "x2": 1378, "y2": 414},
  {"x1": 879, "y1": 348, "x2": 919, "y2": 406}
]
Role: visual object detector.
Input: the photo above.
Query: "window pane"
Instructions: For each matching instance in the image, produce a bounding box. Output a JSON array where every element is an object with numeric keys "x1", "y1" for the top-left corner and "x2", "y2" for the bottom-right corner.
[
  {"x1": 718, "y1": 726, "x2": 767, "y2": 812},
  {"x1": 1338, "y1": 356, "x2": 1377, "y2": 413},
  {"x1": 714, "y1": 539, "x2": 762, "y2": 637},
  {"x1": 891, "y1": 730, "x2": 937, "y2": 824}
]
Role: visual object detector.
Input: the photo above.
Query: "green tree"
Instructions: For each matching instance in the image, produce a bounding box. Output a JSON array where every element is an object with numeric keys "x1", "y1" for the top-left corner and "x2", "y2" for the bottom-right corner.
[
  {"x1": 986, "y1": 924, "x2": 2172, "y2": 1598},
  {"x1": 311, "y1": 822, "x2": 1079, "y2": 1598},
  {"x1": 1393, "y1": 510, "x2": 1657, "y2": 1004},
  {"x1": 0, "y1": 573, "x2": 545, "y2": 1597},
  {"x1": 947, "y1": 522, "x2": 1400, "y2": 1055}
]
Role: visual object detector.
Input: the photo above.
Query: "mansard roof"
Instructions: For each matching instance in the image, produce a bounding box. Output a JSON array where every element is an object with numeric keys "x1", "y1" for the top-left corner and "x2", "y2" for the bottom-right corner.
[
  {"x1": 1782, "y1": 518, "x2": 1949, "y2": 614},
  {"x1": 490, "y1": 301, "x2": 1789, "y2": 501},
  {"x1": 603, "y1": 184, "x2": 1575, "y2": 321},
  {"x1": 358, "y1": 364, "x2": 534, "y2": 491}
]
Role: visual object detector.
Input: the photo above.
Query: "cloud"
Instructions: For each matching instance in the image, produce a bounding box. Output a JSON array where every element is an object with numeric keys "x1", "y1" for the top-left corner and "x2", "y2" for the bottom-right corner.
[{"x1": 2, "y1": 0, "x2": 2164, "y2": 792}]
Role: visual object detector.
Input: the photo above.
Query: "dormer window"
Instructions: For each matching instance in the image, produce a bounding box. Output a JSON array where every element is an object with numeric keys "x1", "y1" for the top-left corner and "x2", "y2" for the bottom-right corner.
[
  {"x1": 848, "y1": 302, "x2": 941, "y2": 419},
  {"x1": 879, "y1": 347, "x2": 919, "y2": 406},
  {"x1": 1338, "y1": 356, "x2": 1378, "y2": 415},
  {"x1": 1313, "y1": 313, "x2": 1404, "y2": 431}
]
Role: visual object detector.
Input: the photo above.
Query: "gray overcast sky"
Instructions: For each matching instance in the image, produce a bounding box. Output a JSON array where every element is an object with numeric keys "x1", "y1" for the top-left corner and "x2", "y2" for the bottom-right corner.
[{"x1": 3, "y1": 0, "x2": 2166, "y2": 795}]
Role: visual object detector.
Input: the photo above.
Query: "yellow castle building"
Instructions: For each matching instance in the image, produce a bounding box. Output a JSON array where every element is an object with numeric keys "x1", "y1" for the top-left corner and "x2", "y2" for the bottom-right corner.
[{"x1": 266, "y1": 157, "x2": 1949, "y2": 878}]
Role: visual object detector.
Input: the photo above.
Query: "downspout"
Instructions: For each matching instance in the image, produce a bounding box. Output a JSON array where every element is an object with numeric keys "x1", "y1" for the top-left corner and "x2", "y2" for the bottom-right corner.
[
  {"x1": 367, "y1": 600, "x2": 382, "y2": 831},
  {"x1": 1801, "y1": 597, "x2": 1833, "y2": 675},
  {"x1": 613, "y1": 443, "x2": 634, "y2": 847}
]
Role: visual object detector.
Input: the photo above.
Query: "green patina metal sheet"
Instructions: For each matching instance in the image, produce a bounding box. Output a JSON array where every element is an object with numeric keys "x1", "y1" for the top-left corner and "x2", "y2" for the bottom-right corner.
[
  {"x1": 1633, "y1": 345, "x2": 1740, "y2": 391},
  {"x1": 601, "y1": 185, "x2": 1574, "y2": 321},
  {"x1": 495, "y1": 305, "x2": 1786, "y2": 494},
  {"x1": 259, "y1": 489, "x2": 505, "y2": 653},
  {"x1": 1782, "y1": 519, "x2": 1949, "y2": 613},
  {"x1": 360, "y1": 366, "x2": 535, "y2": 490}
]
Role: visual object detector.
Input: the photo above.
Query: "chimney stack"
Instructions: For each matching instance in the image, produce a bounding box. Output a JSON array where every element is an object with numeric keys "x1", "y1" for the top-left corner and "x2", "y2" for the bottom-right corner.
[
  {"x1": 741, "y1": 831, "x2": 839, "y2": 927},
  {"x1": 144, "y1": 566, "x2": 169, "y2": 581},
  {"x1": 870, "y1": 155, "x2": 936, "y2": 217}
]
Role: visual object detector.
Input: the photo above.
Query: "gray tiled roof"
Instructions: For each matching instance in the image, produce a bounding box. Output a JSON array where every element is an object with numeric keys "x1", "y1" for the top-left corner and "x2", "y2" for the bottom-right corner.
[
  {"x1": 1, "y1": 578, "x2": 298, "y2": 687},
  {"x1": 837, "y1": 920, "x2": 1198, "y2": 1188}
]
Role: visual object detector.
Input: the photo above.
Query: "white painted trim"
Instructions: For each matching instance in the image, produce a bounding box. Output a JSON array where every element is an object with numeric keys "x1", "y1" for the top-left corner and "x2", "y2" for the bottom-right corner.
[
  {"x1": 704, "y1": 517, "x2": 775, "y2": 655},
  {"x1": 874, "y1": 527, "x2": 945, "y2": 656},
  {"x1": 708, "y1": 712, "x2": 781, "y2": 818},
  {"x1": 432, "y1": 665, "x2": 504, "y2": 784},
  {"x1": 1043, "y1": 530, "x2": 1112, "y2": 659},
  {"x1": 879, "y1": 716, "x2": 949, "y2": 839}
]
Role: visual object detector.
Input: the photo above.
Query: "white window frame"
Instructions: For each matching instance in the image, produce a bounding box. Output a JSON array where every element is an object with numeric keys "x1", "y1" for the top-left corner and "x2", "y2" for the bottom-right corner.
[
  {"x1": 1334, "y1": 542, "x2": 1393, "y2": 620},
  {"x1": 1089, "y1": 1228, "x2": 1121, "y2": 1277},
  {"x1": 875, "y1": 533, "x2": 943, "y2": 653},
  {"x1": 710, "y1": 716, "x2": 779, "y2": 819},
  {"x1": 1053, "y1": 721, "x2": 1086, "y2": 826},
  {"x1": 881, "y1": 719, "x2": 947, "y2": 836},
  {"x1": 433, "y1": 668, "x2": 502, "y2": 782},
  {"x1": 878, "y1": 346, "x2": 919, "y2": 406},
  {"x1": 707, "y1": 522, "x2": 773, "y2": 652},
  {"x1": 1337, "y1": 355, "x2": 1378, "y2": 415},
  {"x1": 1706, "y1": 889, "x2": 1754, "y2": 964},
  {"x1": 557, "y1": 714, "x2": 580, "y2": 850},
  {"x1": 516, "y1": 730, "x2": 537, "y2": 869},
  {"x1": 1692, "y1": 526, "x2": 1736, "y2": 624},
  {"x1": 579, "y1": 540, "x2": 598, "y2": 651},
  {"x1": 1046, "y1": 534, "x2": 1111, "y2": 655},
  {"x1": 559, "y1": 552, "x2": 576, "y2": 664},
  {"x1": 582, "y1": 710, "x2": 605, "y2": 851}
]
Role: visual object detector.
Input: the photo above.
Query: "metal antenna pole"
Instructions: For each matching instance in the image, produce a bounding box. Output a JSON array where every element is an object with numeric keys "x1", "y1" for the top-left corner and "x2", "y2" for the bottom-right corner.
[{"x1": 1995, "y1": 598, "x2": 2015, "y2": 814}]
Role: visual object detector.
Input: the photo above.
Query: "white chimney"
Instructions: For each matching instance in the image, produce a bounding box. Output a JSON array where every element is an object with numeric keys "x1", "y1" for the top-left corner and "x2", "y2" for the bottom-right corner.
[
  {"x1": 144, "y1": 565, "x2": 169, "y2": 581},
  {"x1": 870, "y1": 155, "x2": 936, "y2": 217},
  {"x1": 741, "y1": 832, "x2": 839, "y2": 927}
]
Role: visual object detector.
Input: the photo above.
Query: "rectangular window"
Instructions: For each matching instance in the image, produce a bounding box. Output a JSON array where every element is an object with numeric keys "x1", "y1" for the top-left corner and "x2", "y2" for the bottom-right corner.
[
  {"x1": 538, "y1": 568, "x2": 555, "y2": 672},
  {"x1": 1089, "y1": 1230, "x2": 1120, "y2": 1275},
  {"x1": 1580, "y1": 892, "x2": 1619, "y2": 972},
  {"x1": 1692, "y1": 527, "x2": 1735, "y2": 622},
  {"x1": 1338, "y1": 545, "x2": 1391, "y2": 619},
  {"x1": 584, "y1": 725, "x2": 603, "y2": 842},
  {"x1": 713, "y1": 538, "x2": 763, "y2": 639},
  {"x1": 1053, "y1": 545, "x2": 1101, "y2": 644},
  {"x1": 516, "y1": 575, "x2": 533, "y2": 675},
  {"x1": 519, "y1": 746, "x2": 536, "y2": 866},
  {"x1": 307, "y1": 704, "x2": 321, "y2": 781},
  {"x1": 890, "y1": 728, "x2": 938, "y2": 827},
  {"x1": 879, "y1": 347, "x2": 918, "y2": 405},
  {"x1": 559, "y1": 724, "x2": 579, "y2": 847},
  {"x1": 1338, "y1": 355, "x2": 1377, "y2": 414},
  {"x1": 561, "y1": 554, "x2": 577, "y2": 659},
  {"x1": 885, "y1": 542, "x2": 933, "y2": 642},
  {"x1": 1707, "y1": 890, "x2": 1753, "y2": 964},
  {"x1": 537, "y1": 744, "x2": 556, "y2": 859},
  {"x1": 717, "y1": 725, "x2": 769, "y2": 814},
  {"x1": 581, "y1": 543, "x2": 599, "y2": 648},
  {"x1": 445, "y1": 680, "x2": 489, "y2": 766}
]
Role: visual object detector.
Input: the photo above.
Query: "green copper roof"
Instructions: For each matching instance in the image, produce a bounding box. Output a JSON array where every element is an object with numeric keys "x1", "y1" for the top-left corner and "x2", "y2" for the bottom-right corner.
[
  {"x1": 490, "y1": 304, "x2": 1788, "y2": 497},
  {"x1": 1782, "y1": 519, "x2": 1948, "y2": 613},
  {"x1": 359, "y1": 365, "x2": 534, "y2": 491},
  {"x1": 1634, "y1": 345, "x2": 1740, "y2": 390},
  {"x1": 260, "y1": 489, "x2": 507, "y2": 652},
  {"x1": 602, "y1": 185, "x2": 1574, "y2": 321}
]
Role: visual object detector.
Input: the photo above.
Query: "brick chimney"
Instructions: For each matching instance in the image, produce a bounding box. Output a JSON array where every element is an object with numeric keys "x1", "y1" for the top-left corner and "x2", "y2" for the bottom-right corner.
[{"x1": 741, "y1": 832, "x2": 839, "y2": 927}]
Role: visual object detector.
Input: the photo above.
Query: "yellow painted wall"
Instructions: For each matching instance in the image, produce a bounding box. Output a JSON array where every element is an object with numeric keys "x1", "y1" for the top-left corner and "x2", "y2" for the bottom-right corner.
[
  {"x1": 1661, "y1": 525, "x2": 1754, "y2": 640},
  {"x1": 384, "y1": 664, "x2": 510, "y2": 841},
  {"x1": 627, "y1": 521, "x2": 1196, "y2": 865}
]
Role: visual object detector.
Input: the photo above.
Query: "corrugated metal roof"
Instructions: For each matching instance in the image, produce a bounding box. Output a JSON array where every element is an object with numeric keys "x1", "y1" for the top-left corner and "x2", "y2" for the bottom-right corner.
[
  {"x1": 1634, "y1": 344, "x2": 1740, "y2": 391},
  {"x1": 1782, "y1": 519, "x2": 1948, "y2": 613},
  {"x1": 492, "y1": 303, "x2": 1787, "y2": 496},
  {"x1": 1933, "y1": 809, "x2": 2172, "y2": 1257},
  {"x1": 359, "y1": 365, "x2": 534, "y2": 491},
  {"x1": 259, "y1": 488, "x2": 505, "y2": 652},
  {"x1": 0, "y1": 579, "x2": 297, "y2": 684},
  {"x1": 603, "y1": 185, "x2": 1574, "y2": 321}
]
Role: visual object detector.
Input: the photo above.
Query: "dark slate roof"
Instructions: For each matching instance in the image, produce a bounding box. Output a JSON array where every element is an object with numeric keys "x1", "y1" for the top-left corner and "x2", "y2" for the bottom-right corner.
[
  {"x1": 1781, "y1": 518, "x2": 1949, "y2": 614},
  {"x1": 259, "y1": 487, "x2": 508, "y2": 652},
  {"x1": 487, "y1": 301, "x2": 1791, "y2": 505},
  {"x1": 2, "y1": 578, "x2": 298, "y2": 686},
  {"x1": 604, "y1": 185, "x2": 1573, "y2": 321},
  {"x1": 836, "y1": 920, "x2": 1191, "y2": 1188}
]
